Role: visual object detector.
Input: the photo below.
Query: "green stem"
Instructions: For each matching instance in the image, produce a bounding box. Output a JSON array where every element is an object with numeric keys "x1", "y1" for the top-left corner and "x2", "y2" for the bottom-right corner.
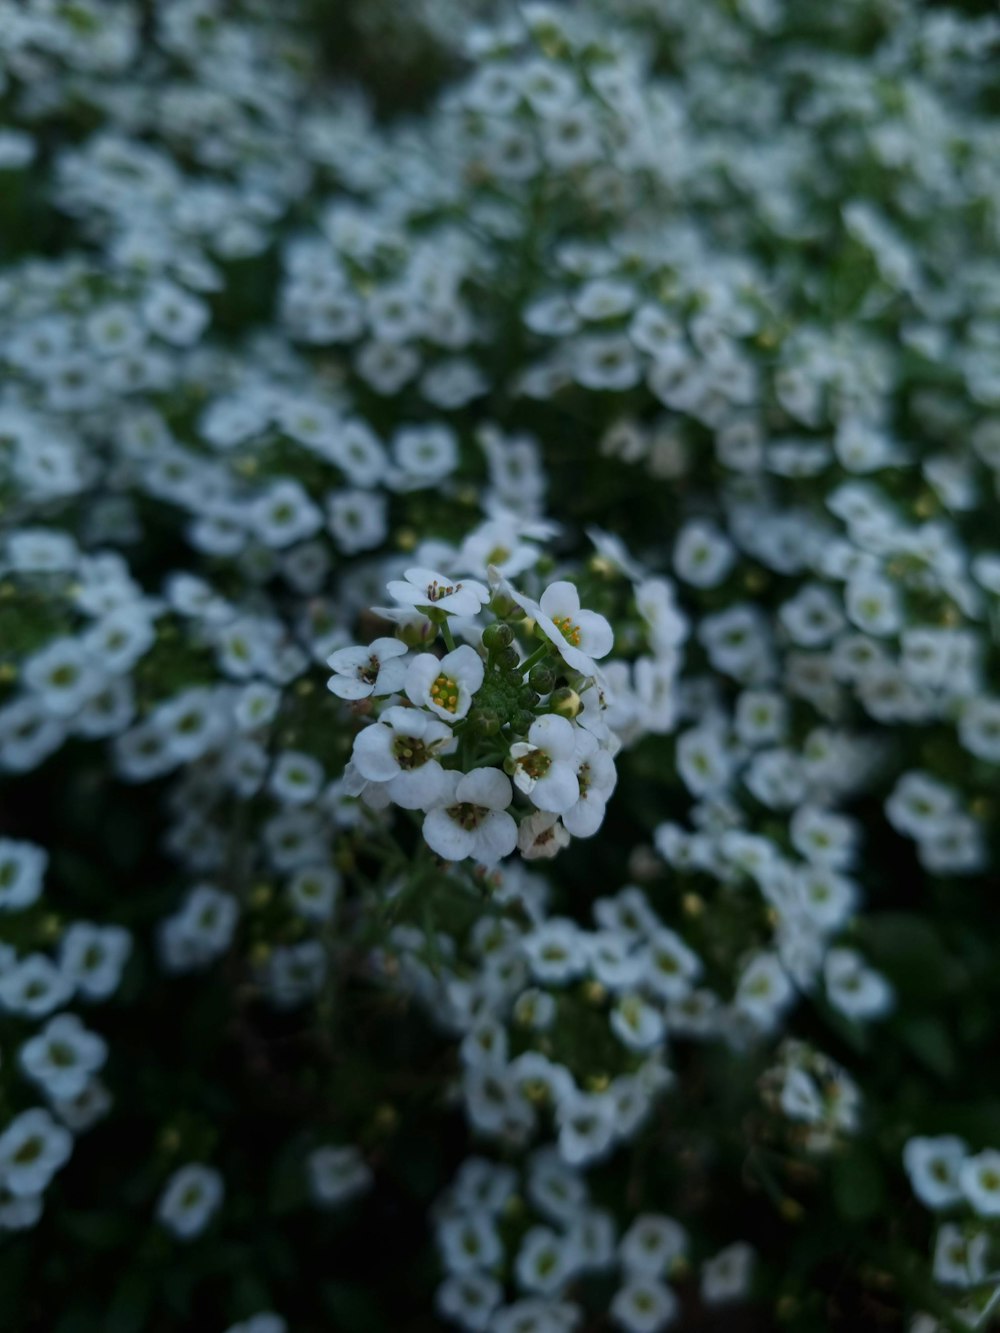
[
  {"x1": 440, "y1": 619, "x2": 457, "y2": 652},
  {"x1": 519, "y1": 643, "x2": 550, "y2": 675}
]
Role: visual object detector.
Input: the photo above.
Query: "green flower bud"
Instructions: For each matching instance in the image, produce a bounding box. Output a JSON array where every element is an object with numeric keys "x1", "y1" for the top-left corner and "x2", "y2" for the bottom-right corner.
[
  {"x1": 482, "y1": 621, "x2": 514, "y2": 652},
  {"x1": 398, "y1": 618, "x2": 436, "y2": 649},
  {"x1": 512, "y1": 709, "x2": 535, "y2": 733},
  {"x1": 527, "y1": 664, "x2": 556, "y2": 694},
  {"x1": 518, "y1": 687, "x2": 540, "y2": 709},
  {"x1": 469, "y1": 708, "x2": 500, "y2": 736},
  {"x1": 497, "y1": 646, "x2": 520, "y2": 671}
]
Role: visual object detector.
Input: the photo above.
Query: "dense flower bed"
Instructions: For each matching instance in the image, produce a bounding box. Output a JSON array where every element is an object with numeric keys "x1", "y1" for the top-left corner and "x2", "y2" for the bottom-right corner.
[{"x1": 2, "y1": 1, "x2": 1000, "y2": 1330}]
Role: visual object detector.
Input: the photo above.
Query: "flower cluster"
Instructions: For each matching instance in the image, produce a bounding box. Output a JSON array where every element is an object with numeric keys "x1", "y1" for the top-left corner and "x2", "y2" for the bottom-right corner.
[{"x1": 339, "y1": 570, "x2": 619, "y2": 865}]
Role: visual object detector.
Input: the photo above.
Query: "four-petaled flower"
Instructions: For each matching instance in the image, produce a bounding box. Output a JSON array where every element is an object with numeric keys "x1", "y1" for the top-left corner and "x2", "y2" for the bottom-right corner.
[
  {"x1": 327, "y1": 637, "x2": 408, "y2": 700},
  {"x1": 423, "y1": 769, "x2": 518, "y2": 864},
  {"x1": 405, "y1": 645, "x2": 484, "y2": 722},
  {"x1": 387, "y1": 567, "x2": 490, "y2": 619}
]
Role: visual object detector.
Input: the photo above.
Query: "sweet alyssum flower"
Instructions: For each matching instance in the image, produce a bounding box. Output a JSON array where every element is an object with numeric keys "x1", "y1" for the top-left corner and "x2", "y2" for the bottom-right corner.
[
  {"x1": 423, "y1": 769, "x2": 518, "y2": 865},
  {"x1": 327, "y1": 637, "x2": 409, "y2": 700},
  {"x1": 492, "y1": 573, "x2": 613, "y2": 678},
  {"x1": 387, "y1": 567, "x2": 490, "y2": 619},
  {"x1": 351, "y1": 706, "x2": 457, "y2": 809},
  {"x1": 509, "y1": 715, "x2": 580, "y2": 814},
  {"x1": 405, "y1": 645, "x2": 485, "y2": 722}
]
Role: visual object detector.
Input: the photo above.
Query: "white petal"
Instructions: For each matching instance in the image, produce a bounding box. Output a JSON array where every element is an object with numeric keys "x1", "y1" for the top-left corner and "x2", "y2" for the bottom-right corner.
[
  {"x1": 423, "y1": 809, "x2": 475, "y2": 861},
  {"x1": 539, "y1": 581, "x2": 581, "y2": 621},
  {"x1": 474, "y1": 811, "x2": 518, "y2": 864},
  {"x1": 351, "y1": 724, "x2": 398, "y2": 781},
  {"x1": 563, "y1": 794, "x2": 607, "y2": 837},
  {"x1": 457, "y1": 766, "x2": 512, "y2": 810},
  {"x1": 575, "y1": 610, "x2": 614, "y2": 659},
  {"x1": 328, "y1": 676, "x2": 371, "y2": 700},
  {"x1": 531, "y1": 762, "x2": 580, "y2": 814},
  {"x1": 528, "y1": 713, "x2": 576, "y2": 759}
]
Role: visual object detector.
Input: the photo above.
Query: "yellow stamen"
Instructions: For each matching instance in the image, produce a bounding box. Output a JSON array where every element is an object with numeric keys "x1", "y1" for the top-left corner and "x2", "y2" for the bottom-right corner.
[
  {"x1": 430, "y1": 673, "x2": 460, "y2": 713},
  {"x1": 552, "y1": 614, "x2": 581, "y2": 647}
]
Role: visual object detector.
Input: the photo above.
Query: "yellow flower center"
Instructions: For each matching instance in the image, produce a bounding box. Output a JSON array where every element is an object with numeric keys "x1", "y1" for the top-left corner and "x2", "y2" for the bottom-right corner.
[
  {"x1": 430, "y1": 673, "x2": 460, "y2": 713},
  {"x1": 552, "y1": 614, "x2": 581, "y2": 646}
]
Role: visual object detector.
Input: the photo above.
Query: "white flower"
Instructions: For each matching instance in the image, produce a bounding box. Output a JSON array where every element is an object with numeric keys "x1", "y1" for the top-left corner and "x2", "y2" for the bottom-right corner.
[
  {"x1": 903, "y1": 1136, "x2": 967, "y2": 1210},
  {"x1": 509, "y1": 715, "x2": 580, "y2": 814},
  {"x1": 701, "y1": 1243, "x2": 754, "y2": 1305},
  {"x1": 0, "y1": 839, "x2": 47, "y2": 913},
  {"x1": 352, "y1": 707, "x2": 457, "y2": 810},
  {"x1": 326, "y1": 631, "x2": 408, "y2": 698},
  {"x1": 515, "y1": 1226, "x2": 576, "y2": 1295},
  {"x1": 491, "y1": 573, "x2": 612, "y2": 677},
  {"x1": 562, "y1": 731, "x2": 617, "y2": 837},
  {"x1": 423, "y1": 769, "x2": 517, "y2": 865},
  {"x1": 156, "y1": 1163, "x2": 224, "y2": 1240},
  {"x1": 436, "y1": 1272, "x2": 503, "y2": 1332},
  {"x1": 60, "y1": 923, "x2": 131, "y2": 1000},
  {"x1": 20, "y1": 1014, "x2": 107, "y2": 1101},
  {"x1": 518, "y1": 811, "x2": 572, "y2": 860},
  {"x1": 610, "y1": 1277, "x2": 679, "y2": 1333},
  {"x1": 932, "y1": 1222, "x2": 989, "y2": 1287},
  {"x1": 0, "y1": 1108, "x2": 72, "y2": 1198},
  {"x1": 405, "y1": 645, "x2": 484, "y2": 722},
  {"x1": 824, "y1": 949, "x2": 893, "y2": 1021},
  {"x1": 735, "y1": 953, "x2": 795, "y2": 1031},
  {"x1": 387, "y1": 567, "x2": 489, "y2": 619},
  {"x1": 959, "y1": 1149, "x2": 1000, "y2": 1218},
  {"x1": 620, "y1": 1214, "x2": 687, "y2": 1278},
  {"x1": 308, "y1": 1145, "x2": 372, "y2": 1207},
  {"x1": 673, "y1": 520, "x2": 735, "y2": 589}
]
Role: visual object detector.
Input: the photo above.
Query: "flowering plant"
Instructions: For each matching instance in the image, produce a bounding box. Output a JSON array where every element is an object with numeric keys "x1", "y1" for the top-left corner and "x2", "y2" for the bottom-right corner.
[{"x1": 2, "y1": 1, "x2": 1000, "y2": 1332}]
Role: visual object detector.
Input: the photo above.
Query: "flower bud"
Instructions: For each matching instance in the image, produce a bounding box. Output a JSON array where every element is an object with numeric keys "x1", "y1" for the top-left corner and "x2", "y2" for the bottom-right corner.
[
  {"x1": 398, "y1": 617, "x2": 436, "y2": 649},
  {"x1": 511, "y1": 709, "x2": 535, "y2": 733},
  {"x1": 497, "y1": 646, "x2": 520, "y2": 671},
  {"x1": 482, "y1": 621, "x2": 514, "y2": 651},
  {"x1": 469, "y1": 708, "x2": 500, "y2": 737},
  {"x1": 527, "y1": 664, "x2": 555, "y2": 694},
  {"x1": 518, "y1": 687, "x2": 540, "y2": 709},
  {"x1": 550, "y1": 687, "x2": 581, "y2": 718}
]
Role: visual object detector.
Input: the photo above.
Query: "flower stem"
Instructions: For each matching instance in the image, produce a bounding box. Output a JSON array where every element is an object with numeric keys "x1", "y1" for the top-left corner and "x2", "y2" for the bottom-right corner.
[
  {"x1": 440, "y1": 619, "x2": 457, "y2": 652},
  {"x1": 519, "y1": 643, "x2": 550, "y2": 675}
]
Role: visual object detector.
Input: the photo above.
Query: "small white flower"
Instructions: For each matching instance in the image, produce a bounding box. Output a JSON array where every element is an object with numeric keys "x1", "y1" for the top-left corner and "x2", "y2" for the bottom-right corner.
[
  {"x1": 701, "y1": 1243, "x2": 754, "y2": 1305},
  {"x1": 610, "y1": 1276, "x2": 679, "y2": 1333},
  {"x1": 932, "y1": 1222, "x2": 989, "y2": 1287},
  {"x1": 620, "y1": 1214, "x2": 687, "y2": 1278},
  {"x1": 0, "y1": 839, "x2": 47, "y2": 913},
  {"x1": 509, "y1": 715, "x2": 580, "y2": 814},
  {"x1": 562, "y1": 730, "x2": 617, "y2": 837},
  {"x1": 386, "y1": 567, "x2": 489, "y2": 619},
  {"x1": 327, "y1": 637, "x2": 409, "y2": 701},
  {"x1": 423, "y1": 768, "x2": 517, "y2": 865},
  {"x1": 673, "y1": 520, "x2": 735, "y2": 589},
  {"x1": 352, "y1": 706, "x2": 457, "y2": 810},
  {"x1": 903, "y1": 1136, "x2": 967, "y2": 1210},
  {"x1": 824, "y1": 949, "x2": 893, "y2": 1021},
  {"x1": 436, "y1": 1272, "x2": 503, "y2": 1332},
  {"x1": 308, "y1": 1145, "x2": 372, "y2": 1207},
  {"x1": 20, "y1": 1012, "x2": 108, "y2": 1101},
  {"x1": 518, "y1": 811, "x2": 572, "y2": 860},
  {"x1": 156, "y1": 1163, "x2": 224, "y2": 1240},
  {"x1": 405, "y1": 645, "x2": 485, "y2": 722},
  {"x1": 0, "y1": 1108, "x2": 72, "y2": 1198},
  {"x1": 960, "y1": 1149, "x2": 1000, "y2": 1218}
]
